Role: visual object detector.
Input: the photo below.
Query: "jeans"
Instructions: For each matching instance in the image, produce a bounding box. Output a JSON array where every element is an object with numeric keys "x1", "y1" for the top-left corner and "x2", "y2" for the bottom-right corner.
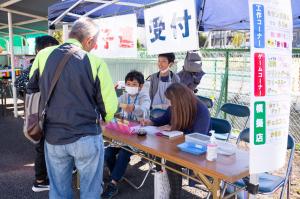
[
  {"x1": 35, "y1": 136, "x2": 47, "y2": 181},
  {"x1": 45, "y1": 134, "x2": 104, "y2": 199},
  {"x1": 104, "y1": 147, "x2": 132, "y2": 181}
]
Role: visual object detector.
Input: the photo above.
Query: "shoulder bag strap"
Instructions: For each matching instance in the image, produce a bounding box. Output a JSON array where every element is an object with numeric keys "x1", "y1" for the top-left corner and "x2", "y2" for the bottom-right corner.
[{"x1": 43, "y1": 47, "x2": 78, "y2": 110}]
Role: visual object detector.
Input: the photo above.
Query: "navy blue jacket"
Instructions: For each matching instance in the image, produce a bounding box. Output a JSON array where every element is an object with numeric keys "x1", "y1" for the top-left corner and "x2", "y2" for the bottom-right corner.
[{"x1": 151, "y1": 100, "x2": 210, "y2": 135}]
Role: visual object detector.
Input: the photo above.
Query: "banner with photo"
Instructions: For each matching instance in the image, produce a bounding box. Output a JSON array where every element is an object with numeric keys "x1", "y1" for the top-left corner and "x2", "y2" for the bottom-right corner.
[
  {"x1": 144, "y1": 0, "x2": 199, "y2": 55},
  {"x1": 92, "y1": 14, "x2": 137, "y2": 58}
]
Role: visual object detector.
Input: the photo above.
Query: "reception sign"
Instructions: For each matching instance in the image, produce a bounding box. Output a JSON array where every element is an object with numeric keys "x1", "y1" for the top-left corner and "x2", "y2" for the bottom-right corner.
[{"x1": 144, "y1": 0, "x2": 199, "y2": 54}]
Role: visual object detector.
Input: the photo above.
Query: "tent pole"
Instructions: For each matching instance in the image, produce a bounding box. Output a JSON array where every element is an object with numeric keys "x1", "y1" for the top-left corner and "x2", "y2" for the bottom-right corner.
[
  {"x1": 249, "y1": 174, "x2": 258, "y2": 198},
  {"x1": 8, "y1": 12, "x2": 18, "y2": 118},
  {"x1": 63, "y1": 24, "x2": 69, "y2": 42},
  {"x1": 50, "y1": 0, "x2": 84, "y2": 26},
  {"x1": 48, "y1": 29, "x2": 53, "y2": 36}
]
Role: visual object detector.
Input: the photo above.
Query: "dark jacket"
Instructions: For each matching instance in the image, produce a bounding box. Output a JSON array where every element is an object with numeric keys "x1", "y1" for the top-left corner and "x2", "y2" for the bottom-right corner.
[
  {"x1": 27, "y1": 39, "x2": 118, "y2": 145},
  {"x1": 151, "y1": 100, "x2": 211, "y2": 135}
]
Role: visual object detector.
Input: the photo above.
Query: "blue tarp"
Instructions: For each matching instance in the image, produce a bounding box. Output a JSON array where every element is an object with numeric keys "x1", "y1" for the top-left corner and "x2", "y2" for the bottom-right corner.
[
  {"x1": 48, "y1": 0, "x2": 300, "y2": 30},
  {"x1": 48, "y1": 0, "x2": 161, "y2": 25},
  {"x1": 198, "y1": 0, "x2": 300, "y2": 30}
]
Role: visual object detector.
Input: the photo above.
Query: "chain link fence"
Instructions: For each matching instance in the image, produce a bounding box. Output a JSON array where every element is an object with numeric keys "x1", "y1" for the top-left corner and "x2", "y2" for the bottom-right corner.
[{"x1": 106, "y1": 49, "x2": 300, "y2": 142}]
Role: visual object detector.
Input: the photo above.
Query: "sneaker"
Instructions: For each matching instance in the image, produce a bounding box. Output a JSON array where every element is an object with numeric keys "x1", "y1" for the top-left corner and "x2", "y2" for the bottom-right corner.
[
  {"x1": 32, "y1": 179, "x2": 50, "y2": 192},
  {"x1": 101, "y1": 182, "x2": 118, "y2": 199}
]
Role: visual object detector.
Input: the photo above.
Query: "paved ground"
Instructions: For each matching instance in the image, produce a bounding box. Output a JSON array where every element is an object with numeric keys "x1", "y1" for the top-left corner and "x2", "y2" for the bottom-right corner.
[
  {"x1": 2, "y1": 101, "x2": 299, "y2": 199},
  {"x1": 0, "y1": 103, "x2": 204, "y2": 199}
]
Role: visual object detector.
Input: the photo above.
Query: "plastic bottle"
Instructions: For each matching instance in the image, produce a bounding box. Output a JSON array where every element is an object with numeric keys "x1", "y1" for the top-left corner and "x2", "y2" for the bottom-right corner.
[{"x1": 206, "y1": 130, "x2": 218, "y2": 161}]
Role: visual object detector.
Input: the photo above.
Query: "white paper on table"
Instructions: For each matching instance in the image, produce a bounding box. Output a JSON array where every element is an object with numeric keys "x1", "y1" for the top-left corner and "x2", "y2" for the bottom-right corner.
[{"x1": 137, "y1": 126, "x2": 160, "y2": 135}]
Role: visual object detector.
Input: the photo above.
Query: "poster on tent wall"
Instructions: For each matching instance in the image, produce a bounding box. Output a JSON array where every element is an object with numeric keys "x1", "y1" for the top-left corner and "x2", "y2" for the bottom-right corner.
[
  {"x1": 144, "y1": 0, "x2": 199, "y2": 55},
  {"x1": 249, "y1": 0, "x2": 293, "y2": 174},
  {"x1": 92, "y1": 14, "x2": 137, "y2": 58}
]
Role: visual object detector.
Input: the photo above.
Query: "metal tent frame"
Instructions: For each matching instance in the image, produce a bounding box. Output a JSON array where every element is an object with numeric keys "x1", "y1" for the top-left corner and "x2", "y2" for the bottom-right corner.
[
  {"x1": 48, "y1": 0, "x2": 171, "y2": 26},
  {"x1": 0, "y1": 0, "x2": 60, "y2": 117}
]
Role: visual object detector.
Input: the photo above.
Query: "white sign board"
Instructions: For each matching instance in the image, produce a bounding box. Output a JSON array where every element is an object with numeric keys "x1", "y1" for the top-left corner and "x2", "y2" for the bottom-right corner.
[
  {"x1": 92, "y1": 14, "x2": 137, "y2": 58},
  {"x1": 144, "y1": 0, "x2": 199, "y2": 55},
  {"x1": 249, "y1": 0, "x2": 293, "y2": 174}
]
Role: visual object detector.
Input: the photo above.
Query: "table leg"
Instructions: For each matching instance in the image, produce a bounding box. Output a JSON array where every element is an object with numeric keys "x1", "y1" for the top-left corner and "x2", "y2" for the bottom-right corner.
[
  {"x1": 195, "y1": 172, "x2": 221, "y2": 199},
  {"x1": 76, "y1": 172, "x2": 80, "y2": 189},
  {"x1": 212, "y1": 177, "x2": 221, "y2": 199}
]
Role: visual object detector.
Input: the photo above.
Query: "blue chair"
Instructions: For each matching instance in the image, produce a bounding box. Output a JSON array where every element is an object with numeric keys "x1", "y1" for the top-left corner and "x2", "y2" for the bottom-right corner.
[
  {"x1": 210, "y1": 117, "x2": 232, "y2": 141},
  {"x1": 236, "y1": 128, "x2": 250, "y2": 144},
  {"x1": 217, "y1": 103, "x2": 250, "y2": 140},
  {"x1": 197, "y1": 95, "x2": 213, "y2": 108},
  {"x1": 230, "y1": 130, "x2": 295, "y2": 199}
]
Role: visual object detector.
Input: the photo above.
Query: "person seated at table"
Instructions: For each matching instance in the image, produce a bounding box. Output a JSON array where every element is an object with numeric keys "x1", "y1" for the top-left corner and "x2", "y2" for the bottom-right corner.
[
  {"x1": 102, "y1": 70, "x2": 150, "y2": 199},
  {"x1": 141, "y1": 82, "x2": 210, "y2": 199},
  {"x1": 148, "y1": 53, "x2": 180, "y2": 110},
  {"x1": 117, "y1": 70, "x2": 151, "y2": 120}
]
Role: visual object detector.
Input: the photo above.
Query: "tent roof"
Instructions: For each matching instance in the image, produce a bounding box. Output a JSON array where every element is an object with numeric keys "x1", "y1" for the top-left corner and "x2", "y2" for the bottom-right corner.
[
  {"x1": 48, "y1": 0, "x2": 163, "y2": 26},
  {"x1": 48, "y1": 0, "x2": 300, "y2": 31},
  {"x1": 0, "y1": 0, "x2": 60, "y2": 37},
  {"x1": 198, "y1": 0, "x2": 300, "y2": 30}
]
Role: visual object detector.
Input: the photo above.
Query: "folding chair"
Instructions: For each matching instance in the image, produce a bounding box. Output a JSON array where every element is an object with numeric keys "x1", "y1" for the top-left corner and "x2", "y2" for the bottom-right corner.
[
  {"x1": 122, "y1": 153, "x2": 156, "y2": 190},
  {"x1": 217, "y1": 103, "x2": 250, "y2": 140},
  {"x1": 210, "y1": 117, "x2": 232, "y2": 141},
  {"x1": 197, "y1": 95, "x2": 213, "y2": 109},
  {"x1": 236, "y1": 128, "x2": 250, "y2": 144},
  {"x1": 104, "y1": 109, "x2": 159, "y2": 190},
  {"x1": 120, "y1": 108, "x2": 167, "y2": 190},
  {"x1": 224, "y1": 129, "x2": 295, "y2": 199},
  {"x1": 103, "y1": 142, "x2": 156, "y2": 190}
]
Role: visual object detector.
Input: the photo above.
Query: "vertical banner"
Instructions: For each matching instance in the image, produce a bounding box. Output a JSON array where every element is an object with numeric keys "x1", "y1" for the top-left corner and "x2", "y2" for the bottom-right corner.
[
  {"x1": 92, "y1": 14, "x2": 137, "y2": 58},
  {"x1": 249, "y1": 0, "x2": 293, "y2": 174},
  {"x1": 144, "y1": 0, "x2": 199, "y2": 55}
]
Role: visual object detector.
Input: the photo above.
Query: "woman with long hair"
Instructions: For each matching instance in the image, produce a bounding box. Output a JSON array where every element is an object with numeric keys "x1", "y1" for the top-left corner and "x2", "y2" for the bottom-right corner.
[
  {"x1": 141, "y1": 82, "x2": 210, "y2": 198},
  {"x1": 143, "y1": 82, "x2": 210, "y2": 134}
]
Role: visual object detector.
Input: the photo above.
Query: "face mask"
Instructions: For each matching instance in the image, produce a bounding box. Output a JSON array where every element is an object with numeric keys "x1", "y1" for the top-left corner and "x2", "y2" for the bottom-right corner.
[{"x1": 125, "y1": 86, "x2": 139, "y2": 96}]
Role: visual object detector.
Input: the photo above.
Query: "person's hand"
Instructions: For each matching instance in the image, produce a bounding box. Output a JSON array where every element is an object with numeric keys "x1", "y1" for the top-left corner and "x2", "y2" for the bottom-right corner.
[
  {"x1": 140, "y1": 119, "x2": 153, "y2": 126},
  {"x1": 159, "y1": 125, "x2": 171, "y2": 131},
  {"x1": 120, "y1": 104, "x2": 135, "y2": 113},
  {"x1": 99, "y1": 120, "x2": 107, "y2": 129}
]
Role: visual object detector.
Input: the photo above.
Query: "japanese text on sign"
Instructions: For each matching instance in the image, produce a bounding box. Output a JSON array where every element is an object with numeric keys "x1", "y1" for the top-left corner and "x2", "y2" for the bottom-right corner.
[
  {"x1": 254, "y1": 101, "x2": 266, "y2": 145},
  {"x1": 92, "y1": 14, "x2": 137, "y2": 58},
  {"x1": 254, "y1": 53, "x2": 266, "y2": 96},
  {"x1": 149, "y1": 9, "x2": 192, "y2": 43},
  {"x1": 253, "y1": 4, "x2": 265, "y2": 48},
  {"x1": 144, "y1": 0, "x2": 198, "y2": 55},
  {"x1": 249, "y1": 0, "x2": 292, "y2": 174}
]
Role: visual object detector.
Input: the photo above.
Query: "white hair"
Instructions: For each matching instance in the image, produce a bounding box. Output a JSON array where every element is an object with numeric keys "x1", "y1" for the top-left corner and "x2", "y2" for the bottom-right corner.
[{"x1": 69, "y1": 17, "x2": 99, "y2": 42}]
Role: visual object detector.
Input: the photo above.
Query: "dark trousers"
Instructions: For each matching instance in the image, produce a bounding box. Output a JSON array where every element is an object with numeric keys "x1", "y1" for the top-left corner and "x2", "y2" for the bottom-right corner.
[
  {"x1": 34, "y1": 136, "x2": 47, "y2": 181},
  {"x1": 104, "y1": 147, "x2": 132, "y2": 182},
  {"x1": 166, "y1": 161, "x2": 183, "y2": 199}
]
